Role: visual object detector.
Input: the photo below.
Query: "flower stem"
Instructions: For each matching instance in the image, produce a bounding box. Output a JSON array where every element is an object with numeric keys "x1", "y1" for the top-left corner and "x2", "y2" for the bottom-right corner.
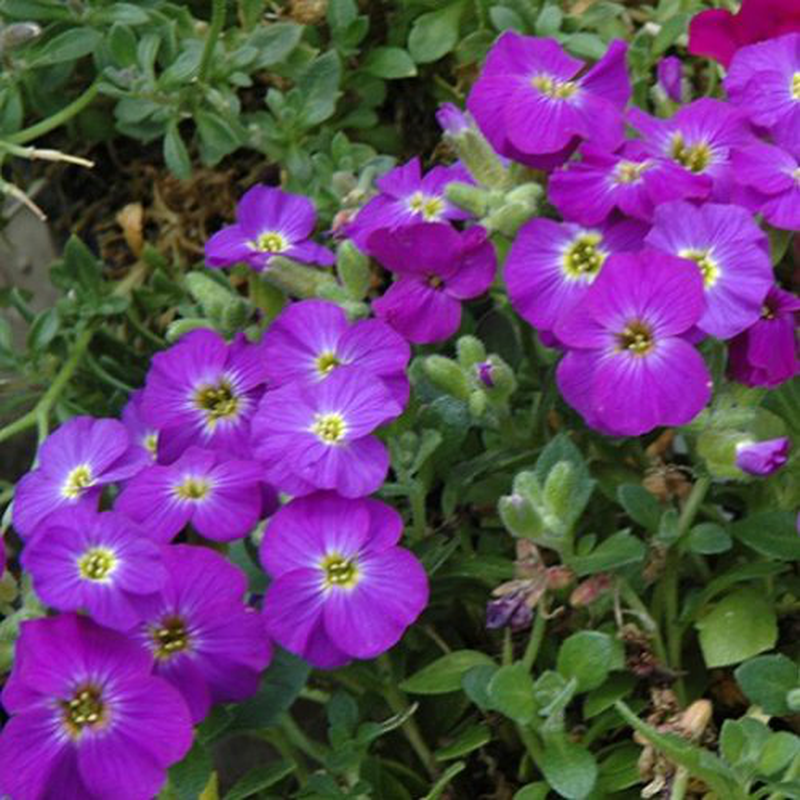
[
  {"x1": 521, "y1": 600, "x2": 547, "y2": 671},
  {"x1": 199, "y1": 0, "x2": 227, "y2": 84},
  {"x1": 7, "y1": 82, "x2": 100, "y2": 145}
]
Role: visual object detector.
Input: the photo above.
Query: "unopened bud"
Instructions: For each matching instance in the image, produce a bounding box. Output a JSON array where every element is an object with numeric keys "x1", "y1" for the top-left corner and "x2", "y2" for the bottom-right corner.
[
  {"x1": 468, "y1": 389, "x2": 487, "y2": 418},
  {"x1": 484, "y1": 201, "x2": 537, "y2": 237},
  {"x1": 424, "y1": 355, "x2": 471, "y2": 401},
  {"x1": 546, "y1": 566, "x2": 574, "y2": 591},
  {"x1": 678, "y1": 699, "x2": 713, "y2": 741},
  {"x1": 185, "y1": 270, "x2": 238, "y2": 318},
  {"x1": 498, "y1": 493, "x2": 545, "y2": 539},
  {"x1": 570, "y1": 574, "x2": 613, "y2": 607},
  {"x1": 543, "y1": 461, "x2": 577, "y2": 527},
  {"x1": 456, "y1": 335, "x2": 486, "y2": 369},
  {"x1": 336, "y1": 240, "x2": 372, "y2": 301},
  {"x1": 456, "y1": 130, "x2": 510, "y2": 189},
  {"x1": 445, "y1": 181, "x2": 490, "y2": 217},
  {"x1": 166, "y1": 317, "x2": 215, "y2": 343}
]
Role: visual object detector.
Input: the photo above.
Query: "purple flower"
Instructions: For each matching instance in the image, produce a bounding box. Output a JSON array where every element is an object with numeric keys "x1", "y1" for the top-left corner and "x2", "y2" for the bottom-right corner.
[
  {"x1": 21, "y1": 506, "x2": 165, "y2": 630},
  {"x1": 554, "y1": 250, "x2": 712, "y2": 437},
  {"x1": 12, "y1": 417, "x2": 147, "y2": 540},
  {"x1": 261, "y1": 493, "x2": 428, "y2": 669},
  {"x1": 731, "y1": 140, "x2": 800, "y2": 230},
  {"x1": 735, "y1": 437, "x2": 791, "y2": 476},
  {"x1": 0, "y1": 614, "x2": 192, "y2": 800},
  {"x1": 645, "y1": 200, "x2": 772, "y2": 340},
  {"x1": 728, "y1": 286, "x2": 800, "y2": 388},
  {"x1": 205, "y1": 185, "x2": 334, "y2": 270},
  {"x1": 115, "y1": 446, "x2": 263, "y2": 543},
  {"x1": 368, "y1": 223, "x2": 496, "y2": 344},
  {"x1": 467, "y1": 33, "x2": 630, "y2": 166},
  {"x1": 252, "y1": 366, "x2": 401, "y2": 498},
  {"x1": 121, "y1": 389, "x2": 159, "y2": 464},
  {"x1": 261, "y1": 299, "x2": 411, "y2": 406},
  {"x1": 657, "y1": 56, "x2": 684, "y2": 103},
  {"x1": 724, "y1": 33, "x2": 800, "y2": 143},
  {"x1": 141, "y1": 329, "x2": 268, "y2": 462},
  {"x1": 436, "y1": 102, "x2": 471, "y2": 136},
  {"x1": 504, "y1": 216, "x2": 646, "y2": 332},
  {"x1": 136, "y1": 545, "x2": 271, "y2": 722},
  {"x1": 627, "y1": 99, "x2": 754, "y2": 200},
  {"x1": 345, "y1": 158, "x2": 472, "y2": 251}
]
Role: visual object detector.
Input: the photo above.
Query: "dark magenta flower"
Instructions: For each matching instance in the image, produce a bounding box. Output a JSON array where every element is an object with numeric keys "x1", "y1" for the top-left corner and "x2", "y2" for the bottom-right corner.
[
  {"x1": 115, "y1": 446, "x2": 263, "y2": 543},
  {"x1": 504, "y1": 216, "x2": 646, "y2": 332},
  {"x1": 12, "y1": 417, "x2": 147, "y2": 540},
  {"x1": 467, "y1": 33, "x2": 630, "y2": 166},
  {"x1": 554, "y1": 251, "x2": 712, "y2": 437},
  {"x1": 646, "y1": 200, "x2": 772, "y2": 340},
  {"x1": 261, "y1": 299, "x2": 411, "y2": 406},
  {"x1": 260, "y1": 493, "x2": 428, "y2": 669},
  {"x1": 21, "y1": 506, "x2": 165, "y2": 630},
  {"x1": 0, "y1": 614, "x2": 192, "y2": 800},
  {"x1": 136, "y1": 545, "x2": 271, "y2": 722},
  {"x1": 345, "y1": 158, "x2": 472, "y2": 251},
  {"x1": 728, "y1": 286, "x2": 800, "y2": 388},
  {"x1": 141, "y1": 329, "x2": 268, "y2": 462},
  {"x1": 657, "y1": 56, "x2": 683, "y2": 102},
  {"x1": 252, "y1": 366, "x2": 401, "y2": 498},
  {"x1": 725, "y1": 34, "x2": 800, "y2": 143},
  {"x1": 368, "y1": 223, "x2": 496, "y2": 343},
  {"x1": 205, "y1": 184, "x2": 334, "y2": 270},
  {"x1": 121, "y1": 389, "x2": 159, "y2": 464},
  {"x1": 735, "y1": 437, "x2": 791, "y2": 476},
  {"x1": 689, "y1": 0, "x2": 800, "y2": 67}
]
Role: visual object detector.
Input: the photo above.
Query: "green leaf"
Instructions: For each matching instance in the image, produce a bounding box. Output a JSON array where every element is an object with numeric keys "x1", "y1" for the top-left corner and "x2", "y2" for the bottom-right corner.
[
  {"x1": 535, "y1": 5, "x2": 563, "y2": 36},
  {"x1": 688, "y1": 522, "x2": 732, "y2": 555},
  {"x1": 108, "y1": 23, "x2": 138, "y2": 67},
  {"x1": 732, "y1": 512, "x2": 800, "y2": 561},
  {"x1": 696, "y1": 589, "x2": 778, "y2": 668},
  {"x1": 27, "y1": 308, "x2": 59, "y2": 351},
  {"x1": 327, "y1": 0, "x2": 358, "y2": 31},
  {"x1": 557, "y1": 631, "x2": 613, "y2": 692},
  {"x1": 719, "y1": 718, "x2": 770, "y2": 771},
  {"x1": 652, "y1": 13, "x2": 690, "y2": 55},
  {"x1": 363, "y1": 46, "x2": 417, "y2": 79},
  {"x1": 196, "y1": 111, "x2": 241, "y2": 165},
  {"x1": 758, "y1": 733, "x2": 800, "y2": 777},
  {"x1": 461, "y1": 664, "x2": 498, "y2": 709},
  {"x1": 408, "y1": 2, "x2": 465, "y2": 64},
  {"x1": 568, "y1": 531, "x2": 645, "y2": 576},
  {"x1": 435, "y1": 724, "x2": 492, "y2": 760},
  {"x1": 617, "y1": 484, "x2": 663, "y2": 531},
  {"x1": 513, "y1": 785, "x2": 549, "y2": 800},
  {"x1": 163, "y1": 121, "x2": 192, "y2": 180},
  {"x1": 297, "y1": 51, "x2": 342, "y2": 127},
  {"x1": 584, "y1": 674, "x2": 636, "y2": 719},
  {"x1": 224, "y1": 760, "x2": 296, "y2": 800},
  {"x1": 169, "y1": 742, "x2": 213, "y2": 800},
  {"x1": 489, "y1": 7, "x2": 524, "y2": 32},
  {"x1": 400, "y1": 650, "x2": 495, "y2": 695},
  {"x1": 420, "y1": 761, "x2": 466, "y2": 800},
  {"x1": 250, "y1": 22, "x2": 303, "y2": 68},
  {"x1": 735, "y1": 655, "x2": 800, "y2": 716},
  {"x1": 487, "y1": 663, "x2": 536, "y2": 723},
  {"x1": 540, "y1": 734, "x2": 598, "y2": 799},
  {"x1": 30, "y1": 28, "x2": 101, "y2": 65}
]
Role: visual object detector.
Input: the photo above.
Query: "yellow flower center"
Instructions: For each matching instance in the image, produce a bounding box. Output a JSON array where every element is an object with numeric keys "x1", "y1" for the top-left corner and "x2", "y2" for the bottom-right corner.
[
  {"x1": 791, "y1": 72, "x2": 800, "y2": 101},
  {"x1": 618, "y1": 321, "x2": 655, "y2": 356},
  {"x1": 670, "y1": 134, "x2": 712, "y2": 173},
  {"x1": 531, "y1": 74, "x2": 579, "y2": 99},
  {"x1": 311, "y1": 413, "x2": 347, "y2": 444},
  {"x1": 408, "y1": 192, "x2": 445, "y2": 221},
  {"x1": 614, "y1": 160, "x2": 651, "y2": 184},
  {"x1": 61, "y1": 464, "x2": 94, "y2": 500},
  {"x1": 143, "y1": 432, "x2": 159, "y2": 457},
  {"x1": 62, "y1": 685, "x2": 106, "y2": 737},
  {"x1": 78, "y1": 548, "x2": 117, "y2": 582},
  {"x1": 321, "y1": 553, "x2": 360, "y2": 589},
  {"x1": 255, "y1": 231, "x2": 287, "y2": 253},
  {"x1": 315, "y1": 351, "x2": 341, "y2": 377},
  {"x1": 562, "y1": 233, "x2": 607, "y2": 281},
  {"x1": 174, "y1": 476, "x2": 212, "y2": 501},
  {"x1": 679, "y1": 247, "x2": 720, "y2": 288},
  {"x1": 152, "y1": 616, "x2": 191, "y2": 660},
  {"x1": 195, "y1": 380, "x2": 239, "y2": 426}
]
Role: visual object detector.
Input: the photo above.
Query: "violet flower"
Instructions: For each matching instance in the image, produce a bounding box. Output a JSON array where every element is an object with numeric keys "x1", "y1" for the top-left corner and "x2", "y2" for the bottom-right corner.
[
  {"x1": 0, "y1": 614, "x2": 192, "y2": 800},
  {"x1": 121, "y1": 389, "x2": 159, "y2": 464},
  {"x1": 260, "y1": 493, "x2": 428, "y2": 669},
  {"x1": 735, "y1": 437, "x2": 791, "y2": 476},
  {"x1": 657, "y1": 56, "x2": 683, "y2": 102}
]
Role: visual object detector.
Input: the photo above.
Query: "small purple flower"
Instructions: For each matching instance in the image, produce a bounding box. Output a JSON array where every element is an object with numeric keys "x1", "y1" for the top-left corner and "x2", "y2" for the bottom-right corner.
[
  {"x1": 205, "y1": 185, "x2": 334, "y2": 270},
  {"x1": 735, "y1": 437, "x2": 791, "y2": 476},
  {"x1": 554, "y1": 251, "x2": 712, "y2": 437},
  {"x1": 141, "y1": 329, "x2": 268, "y2": 462},
  {"x1": 657, "y1": 56, "x2": 684, "y2": 102},
  {"x1": 731, "y1": 140, "x2": 800, "y2": 230},
  {"x1": 646, "y1": 200, "x2": 772, "y2": 340},
  {"x1": 115, "y1": 446, "x2": 263, "y2": 543},
  {"x1": 121, "y1": 389, "x2": 159, "y2": 464},
  {"x1": 261, "y1": 299, "x2": 411, "y2": 406},
  {"x1": 548, "y1": 142, "x2": 708, "y2": 225},
  {"x1": 467, "y1": 33, "x2": 630, "y2": 166},
  {"x1": 0, "y1": 614, "x2": 192, "y2": 800},
  {"x1": 12, "y1": 417, "x2": 147, "y2": 540},
  {"x1": 368, "y1": 223, "x2": 496, "y2": 344},
  {"x1": 486, "y1": 593, "x2": 533, "y2": 631},
  {"x1": 725, "y1": 33, "x2": 800, "y2": 143},
  {"x1": 137, "y1": 545, "x2": 272, "y2": 723},
  {"x1": 728, "y1": 286, "x2": 800, "y2": 388},
  {"x1": 436, "y1": 102, "x2": 471, "y2": 136},
  {"x1": 504, "y1": 216, "x2": 646, "y2": 332},
  {"x1": 21, "y1": 506, "x2": 165, "y2": 630},
  {"x1": 477, "y1": 361, "x2": 495, "y2": 388},
  {"x1": 261, "y1": 493, "x2": 428, "y2": 669},
  {"x1": 252, "y1": 367, "x2": 401, "y2": 498},
  {"x1": 346, "y1": 158, "x2": 472, "y2": 251}
]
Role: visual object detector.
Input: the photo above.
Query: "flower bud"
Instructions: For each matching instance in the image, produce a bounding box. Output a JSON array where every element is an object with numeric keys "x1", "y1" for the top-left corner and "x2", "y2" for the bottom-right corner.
[
  {"x1": 498, "y1": 493, "x2": 545, "y2": 539},
  {"x1": 468, "y1": 389, "x2": 487, "y2": 418},
  {"x1": 456, "y1": 335, "x2": 486, "y2": 369},
  {"x1": 336, "y1": 240, "x2": 372, "y2": 301},
  {"x1": 484, "y1": 201, "x2": 538, "y2": 237},
  {"x1": 546, "y1": 566, "x2": 574, "y2": 591},
  {"x1": 166, "y1": 318, "x2": 215, "y2": 343},
  {"x1": 543, "y1": 460, "x2": 577, "y2": 529},
  {"x1": 735, "y1": 437, "x2": 791, "y2": 476},
  {"x1": 185, "y1": 271, "x2": 238, "y2": 318},
  {"x1": 445, "y1": 181, "x2": 490, "y2": 217},
  {"x1": 570, "y1": 574, "x2": 613, "y2": 607},
  {"x1": 424, "y1": 355, "x2": 471, "y2": 401}
]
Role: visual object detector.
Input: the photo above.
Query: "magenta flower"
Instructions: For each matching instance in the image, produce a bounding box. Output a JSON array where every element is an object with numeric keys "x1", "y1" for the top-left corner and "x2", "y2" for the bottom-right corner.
[
  {"x1": 115, "y1": 447, "x2": 263, "y2": 543},
  {"x1": 121, "y1": 389, "x2": 159, "y2": 464},
  {"x1": 657, "y1": 56, "x2": 683, "y2": 102},
  {"x1": 141, "y1": 329, "x2": 268, "y2": 462},
  {"x1": 645, "y1": 201, "x2": 772, "y2": 340},
  {"x1": 731, "y1": 141, "x2": 800, "y2": 230},
  {"x1": 547, "y1": 141, "x2": 706, "y2": 225},
  {"x1": 205, "y1": 184, "x2": 334, "y2": 270},
  {"x1": 346, "y1": 158, "x2": 472, "y2": 251},
  {"x1": 436, "y1": 102, "x2": 471, "y2": 136},
  {"x1": 12, "y1": 417, "x2": 147, "y2": 540},
  {"x1": 688, "y1": 0, "x2": 800, "y2": 67},
  {"x1": 467, "y1": 33, "x2": 630, "y2": 165},
  {"x1": 735, "y1": 437, "x2": 791, "y2": 476},
  {"x1": 136, "y1": 545, "x2": 271, "y2": 722},
  {"x1": 261, "y1": 493, "x2": 428, "y2": 669},
  {"x1": 504, "y1": 216, "x2": 646, "y2": 332},
  {"x1": 368, "y1": 223, "x2": 496, "y2": 344},
  {"x1": 0, "y1": 614, "x2": 192, "y2": 800},
  {"x1": 252, "y1": 366, "x2": 401, "y2": 498},
  {"x1": 21, "y1": 506, "x2": 165, "y2": 630},
  {"x1": 261, "y1": 299, "x2": 411, "y2": 405},
  {"x1": 725, "y1": 34, "x2": 800, "y2": 143},
  {"x1": 728, "y1": 286, "x2": 800, "y2": 388},
  {"x1": 554, "y1": 251, "x2": 712, "y2": 437}
]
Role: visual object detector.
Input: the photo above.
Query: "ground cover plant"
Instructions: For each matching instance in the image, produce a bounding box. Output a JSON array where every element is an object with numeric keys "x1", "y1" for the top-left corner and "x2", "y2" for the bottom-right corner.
[{"x1": 0, "y1": 0, "x2": 797, "y2": 798}]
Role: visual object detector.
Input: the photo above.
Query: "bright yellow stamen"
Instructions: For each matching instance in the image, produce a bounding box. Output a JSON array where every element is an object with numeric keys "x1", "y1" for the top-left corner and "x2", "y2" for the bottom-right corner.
[
  {"x1": 311, "y1": 413, "x2": 347, "y2": 444},
  {"x1": 78, "y1": 548, "x2": 117, "y2": 582},
  {"x1": 255, "y1": 231, "x2": 286, "y2": 253},
  {"x1": 562, "y1": 233, "x2": 607, "y2": 281},
  {"x1": 670, "y1": 134, "x2": 711, "y2": 173},
  {"x1": 618, "y1": 321, "x2": 655, "y2": 356},
  {"x1": 195, "y1": 380, "x2": 239, "y2": 427},
  {"x1": 152, "y1": 616, "x2": 191, "y2": 660},
  {"x1": 531, "y1": 74, "x2": 579, "y2": 99},
  {"x1": 61, "y1": 464, "x2": 94, "y2": 500},
  {"x1": 62, "y1": 686, "x2": 106, "y2": 737},
  {"x1": 614, "y1": 160, "x2": 651, "y2": 184},
  {"x1": 143, "y1": 433, "x2": 158, "y2": 458},
  {"x1": 408, "y1": 192, "x2": 445, "y2": 221},
  {"x1": 679, "y1": 247, "x2": 720, "y2": 288},
  {"x1": 315, "y1": 351, "x2": 341, "y2": 377},
  {"x1": 174, "y1": 476, "x2": 212, "y2": 501},
  {"x1": 791, "y1": 72, "x2": 800, "y2": 101},
  {"x1": 320, "y1": 553, "x2": 360, "y2": 589}
]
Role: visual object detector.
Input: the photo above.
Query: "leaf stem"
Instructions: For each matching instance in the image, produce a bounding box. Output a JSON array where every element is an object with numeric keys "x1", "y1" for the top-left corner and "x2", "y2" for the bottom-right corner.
[
  {"x1": 7, "y1": 82, "x2": 100, "y2": 145},
  {"x1": 521, "y1": 600, "x2": 547, "y2": 671},
  {"x1": 199, "y1": 0, "x2": 227, "y2": 84}
]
